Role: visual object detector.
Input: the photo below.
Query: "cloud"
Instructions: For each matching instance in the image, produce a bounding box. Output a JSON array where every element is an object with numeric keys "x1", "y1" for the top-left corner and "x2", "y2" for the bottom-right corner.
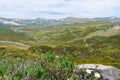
[{"x1": 0, "y1": 0, "x2": 120, "y2": 18}]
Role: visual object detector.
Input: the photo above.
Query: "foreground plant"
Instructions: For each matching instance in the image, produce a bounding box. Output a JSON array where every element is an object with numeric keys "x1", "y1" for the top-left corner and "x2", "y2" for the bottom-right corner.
[{"x1": 0, "y1": 50, "x2": 105, "y2": 80}]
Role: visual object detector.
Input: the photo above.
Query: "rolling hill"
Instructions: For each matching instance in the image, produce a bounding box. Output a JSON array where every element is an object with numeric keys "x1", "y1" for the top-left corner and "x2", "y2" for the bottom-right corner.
[{"x1": 0, "y1": 17, "x2": 120, "y2": 70}]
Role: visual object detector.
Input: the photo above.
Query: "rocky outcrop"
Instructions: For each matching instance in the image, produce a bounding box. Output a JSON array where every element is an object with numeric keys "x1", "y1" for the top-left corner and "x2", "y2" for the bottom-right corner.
[{"x1": 77, "y1": 64, "x2": 120, "y2": 80}]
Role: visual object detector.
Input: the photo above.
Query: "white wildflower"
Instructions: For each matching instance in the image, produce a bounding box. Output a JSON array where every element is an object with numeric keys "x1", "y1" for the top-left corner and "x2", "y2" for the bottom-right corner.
[
  {"x1": 115, "y1": 27, "x2": 119, "y2": 30},
  {"x1": 56, "y1": 56, "x2": 59, "y2": 58},
  {"x1": 94, "y1": 72, "x2": 101, "y2": 78},
  {"x1": 86, "y1": 69, "x2": 92, "y2": 74}
]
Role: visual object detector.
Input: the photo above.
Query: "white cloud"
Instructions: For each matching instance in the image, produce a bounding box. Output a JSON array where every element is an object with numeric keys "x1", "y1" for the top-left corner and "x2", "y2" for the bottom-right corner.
[{"x1": 0, "y1": 0, "x2": 120, "y2": 18}]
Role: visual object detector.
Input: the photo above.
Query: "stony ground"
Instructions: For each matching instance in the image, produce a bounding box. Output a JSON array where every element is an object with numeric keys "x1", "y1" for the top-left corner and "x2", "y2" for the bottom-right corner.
[{"x1": 77, "y1": 64, "x2": 120, "y2": 80}]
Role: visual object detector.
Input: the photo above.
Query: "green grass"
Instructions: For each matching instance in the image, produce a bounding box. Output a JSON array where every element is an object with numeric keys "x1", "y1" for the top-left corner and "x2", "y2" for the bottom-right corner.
[
  {"x1": 20, "y1": 22, "x2": 115, "y2": 46},
  {"x1": 0, "y1": 21, "x2": 120, "y2": 79},
  {"x1": 0, "y1": 26, "x2": 34, "y2": 44},
  {"x1": 0, "y1": 49, "x2": 119, "y2": 80}
]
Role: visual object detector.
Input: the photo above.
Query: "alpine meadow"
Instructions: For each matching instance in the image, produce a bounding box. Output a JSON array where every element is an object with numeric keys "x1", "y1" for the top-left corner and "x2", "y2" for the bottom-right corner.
[{"x1": 0, "y1": 0, "x2": 120, "y2": 80}]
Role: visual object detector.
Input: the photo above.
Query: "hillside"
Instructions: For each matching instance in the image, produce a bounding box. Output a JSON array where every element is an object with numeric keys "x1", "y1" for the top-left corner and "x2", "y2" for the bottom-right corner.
[
  {"x1": 14, "y1": 20, "x2": 120, "y2": 66},
  {"x1": 0, "y1": 17, "x2": 120, "y2": 80},
  {"x1": 0, "y1": 17, "x2": 120, "y2": 54}
]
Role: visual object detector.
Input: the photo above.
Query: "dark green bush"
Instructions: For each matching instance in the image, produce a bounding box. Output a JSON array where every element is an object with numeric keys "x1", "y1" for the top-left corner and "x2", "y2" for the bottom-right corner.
[
  {"x1": 53, "y1": 46, "x2": 81, "y2": 54},
  {"x1": 29, "y1": 45, "x2": 54, "y2": 53},
  {"x1": 0, "y1": 47, "x2": 7, "y2": 56}
]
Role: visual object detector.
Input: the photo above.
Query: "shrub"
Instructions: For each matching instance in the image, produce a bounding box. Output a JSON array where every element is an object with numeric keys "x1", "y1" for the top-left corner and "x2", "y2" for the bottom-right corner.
[
  {"x1": 0, "y1": 47, "x2": 7, "y2": 56},
  {"x1": 29, "y1": 45, "x2": 54, "y2": 53},
  {"x1": 53, "y1": 46, "x2": 81, "y2": 54}
]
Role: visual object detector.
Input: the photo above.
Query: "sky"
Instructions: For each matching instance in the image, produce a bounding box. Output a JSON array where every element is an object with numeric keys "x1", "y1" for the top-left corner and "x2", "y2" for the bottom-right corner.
[{"x1": 0, "y1": 0, "x2": 120, "y2": 19}]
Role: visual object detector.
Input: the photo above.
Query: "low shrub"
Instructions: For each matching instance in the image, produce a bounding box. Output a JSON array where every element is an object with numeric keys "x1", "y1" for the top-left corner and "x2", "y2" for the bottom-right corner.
[{"x1": 29, "y1": 45, "x2": 54, "y2": 53}]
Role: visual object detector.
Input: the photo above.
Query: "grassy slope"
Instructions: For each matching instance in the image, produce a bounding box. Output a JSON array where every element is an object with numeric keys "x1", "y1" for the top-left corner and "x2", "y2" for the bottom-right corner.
[
  {"x1": 0, "y1": 25, "x2": 35, "y2": 43},
  {"x1": 22, "y1": 22, "x2": 113, "y2": 45},
  {"x1": 18, "y1": 22, "x2": 120, "y2": 68},
  {"x1": 0, "y1": 22, "x2": 120, "y2": 68},
  {"x1": 0, "y1": 25, "x2": 34, "y2": 51}
]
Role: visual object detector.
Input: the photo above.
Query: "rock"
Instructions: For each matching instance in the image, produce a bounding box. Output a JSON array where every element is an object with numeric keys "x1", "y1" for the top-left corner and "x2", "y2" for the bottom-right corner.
[{"x1": 77, "y1": 64, "x2": 120, "y2": 80}]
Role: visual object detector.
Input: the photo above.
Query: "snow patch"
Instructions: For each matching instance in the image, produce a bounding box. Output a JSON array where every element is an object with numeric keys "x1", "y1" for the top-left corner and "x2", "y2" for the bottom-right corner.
[{"x1": 0, "y1": 20, "x2": 21, "y2": 26}]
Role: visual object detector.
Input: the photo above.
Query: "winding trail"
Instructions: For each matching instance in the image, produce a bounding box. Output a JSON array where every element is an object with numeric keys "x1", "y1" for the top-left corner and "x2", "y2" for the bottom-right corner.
[
  {"x1": 0, "y1": 40, "x2": 30, "y2": 47},
  {"x1": 83, "y1": 26, "x2": 120, "y2": 52}
]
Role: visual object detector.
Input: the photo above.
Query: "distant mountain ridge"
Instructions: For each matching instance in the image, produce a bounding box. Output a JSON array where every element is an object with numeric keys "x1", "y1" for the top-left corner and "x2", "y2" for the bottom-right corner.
[{"x1": 0, "y1": 17, "x2": 120, "y2": 27}]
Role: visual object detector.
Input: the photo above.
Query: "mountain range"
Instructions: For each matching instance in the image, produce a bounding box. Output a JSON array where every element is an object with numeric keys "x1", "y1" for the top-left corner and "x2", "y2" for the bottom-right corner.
[{"x1": 0, "y1": 17, "x2": 120, "y2": 27}]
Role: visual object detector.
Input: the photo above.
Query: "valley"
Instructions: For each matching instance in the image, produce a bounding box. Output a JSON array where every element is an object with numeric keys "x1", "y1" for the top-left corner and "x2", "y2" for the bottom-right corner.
[{"x1": 0, "y1": 17, "x2": 120, "y2": 80}]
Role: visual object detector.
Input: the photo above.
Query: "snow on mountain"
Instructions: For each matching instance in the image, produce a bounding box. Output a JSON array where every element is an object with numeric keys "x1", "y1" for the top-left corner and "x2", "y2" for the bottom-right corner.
[{"x1": 0, "y1": 19, "x2": 22, "y2": 26}]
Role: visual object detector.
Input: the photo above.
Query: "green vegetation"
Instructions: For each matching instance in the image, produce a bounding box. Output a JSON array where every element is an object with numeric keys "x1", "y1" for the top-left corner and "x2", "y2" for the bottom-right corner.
[
  {"x1": 0, "y1": 50, "x2": 103, "y2": 80},
  {"x1": 0, "y1": 17, "x2": 120, "y2": 79},
  {"x1": 0, "y1": 26, "x2": 34, "y2": 44}
]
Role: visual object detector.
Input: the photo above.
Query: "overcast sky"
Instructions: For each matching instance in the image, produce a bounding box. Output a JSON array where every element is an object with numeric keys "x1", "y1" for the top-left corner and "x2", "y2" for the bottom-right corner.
[{"x1": 0, "y1": 0, "x2": 120, "y2": 19}]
